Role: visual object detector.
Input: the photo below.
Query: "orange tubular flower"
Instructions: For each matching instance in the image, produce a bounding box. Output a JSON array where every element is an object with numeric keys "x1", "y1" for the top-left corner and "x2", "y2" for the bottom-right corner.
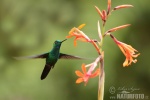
[
  {"x1": 107, "y1": 0, "x2": 111, "y2": 15},
  {"x1": 75, "y1": 56, "x2": 101, "y2": 85},
  {"x1": 113, "y1": 5, "x2": 133, "y2": 11},
  {"x1": 104, "y1": 24, "x2": 131, "y2": 36},
  {"x1": 75, "y1": 64, "x2": 100, "y2": 85},
  {"x1": 110, "y1": 34, "x2": 140, "y2": 67},
  {"x1": 66, "y1": 24, "x2": 92, "y2": 46},
  {"x1": 66, "y1": 24, "x2": 101, "y2": 54}
]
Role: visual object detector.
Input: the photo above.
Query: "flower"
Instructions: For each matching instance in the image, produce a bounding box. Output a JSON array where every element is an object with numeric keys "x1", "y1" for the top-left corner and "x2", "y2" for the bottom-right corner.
[
  {"x1": 95, "y1": 6, "x2": 103, "y2": 21},
  {"x1": 110, "y1": 34, "x2": 140, "y2": 67},
  {"x1": 107, "y1": 0, "x2": 111, "y2": 15},
  {"x1": 104, "y1": 24, "x2": 131, "y2": 36},
  {"x1": 95, "y1": 6, "x2": 107, "y2": 25},
  {"x1": 113, "y1": 5, "x2": 133, "y2": 11},
  {"x1": 66, "y1": 24, "x2": 92, "y2": 46},
  {"x1": 75, "y1": 64, "x2": 100, "y2": 85},
  {"x1": 75, "y1": 56, "x2": 101, "y2": 85},
  {"x1": 66, "y1": 24, "x2": 101, "y2": 54}
]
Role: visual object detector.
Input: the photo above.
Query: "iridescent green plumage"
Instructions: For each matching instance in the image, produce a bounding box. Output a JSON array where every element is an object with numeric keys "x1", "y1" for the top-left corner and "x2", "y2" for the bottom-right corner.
[{"x1": 14, "y1": 39, "x2": 83, "y2": 80}]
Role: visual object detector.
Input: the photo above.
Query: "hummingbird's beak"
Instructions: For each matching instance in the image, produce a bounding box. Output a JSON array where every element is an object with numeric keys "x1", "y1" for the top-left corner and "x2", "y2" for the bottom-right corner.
[{"x1": 61, "y1": 39, "x2": 67, "y2": 43}]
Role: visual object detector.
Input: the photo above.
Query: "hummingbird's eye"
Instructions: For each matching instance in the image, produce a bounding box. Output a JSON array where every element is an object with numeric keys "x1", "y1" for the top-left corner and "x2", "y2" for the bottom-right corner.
[{"x1": 54, "y1": 41, "x2": 57, "y2": 44}]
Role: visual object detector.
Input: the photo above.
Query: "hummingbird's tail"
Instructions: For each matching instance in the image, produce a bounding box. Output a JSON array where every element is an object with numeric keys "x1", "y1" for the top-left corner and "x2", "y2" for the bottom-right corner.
[{"x1": 41, "y1": 64, "x2": 52, "y2": 80}]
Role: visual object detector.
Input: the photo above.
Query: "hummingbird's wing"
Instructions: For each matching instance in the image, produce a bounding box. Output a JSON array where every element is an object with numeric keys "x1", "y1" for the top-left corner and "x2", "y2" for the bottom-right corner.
[
  {"x1": 13, "y1": 53, "x2": 49, "y2": 60},
  {"x1": 59, "y1": 53, "x2": 84, "y2": 59}
]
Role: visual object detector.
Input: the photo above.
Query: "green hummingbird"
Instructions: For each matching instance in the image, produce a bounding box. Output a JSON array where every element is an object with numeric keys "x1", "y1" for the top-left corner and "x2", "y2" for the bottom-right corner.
[{"x1": 14, "y1": 39, "x2": 83, "y2": 80}]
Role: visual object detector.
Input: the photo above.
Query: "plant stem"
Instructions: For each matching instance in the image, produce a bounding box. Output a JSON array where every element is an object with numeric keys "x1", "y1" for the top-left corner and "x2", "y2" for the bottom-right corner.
[{"x1": 98, "y1": 53, "x2": 105, "y2": 100}]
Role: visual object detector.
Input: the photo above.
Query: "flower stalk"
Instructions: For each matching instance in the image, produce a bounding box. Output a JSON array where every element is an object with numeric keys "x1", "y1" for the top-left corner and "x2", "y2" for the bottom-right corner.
[
  {"x1": 66, "y1": 0, "x2": 139, "y2": 100},
  {"x1": 98, "y1": 52, "x2": 105, "y2": 100}
]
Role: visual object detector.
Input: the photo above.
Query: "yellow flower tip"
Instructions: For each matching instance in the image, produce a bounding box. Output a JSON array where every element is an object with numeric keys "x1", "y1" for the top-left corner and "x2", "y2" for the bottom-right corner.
[
  {"x1": 133, "y1": 59, "x2": 137, "y2": 63},
  {"x1": 132, "y1": 53, "x2": 140, "y2": 58},
  {"x1": 123, "y1": 63, "x2": 128, "y2": 67},
  {"x1": 137, "y1": 53, "x2": 140, "y2": 57},
  {"x1": 123, "y1": 60, "x2": 130, "y2": 67},
  {"x1": 69, "y1": 28, "x2": 75, "y2": 34},
  {"x1": 78, "y1": 24, "x2": 86, "y2": 29}
]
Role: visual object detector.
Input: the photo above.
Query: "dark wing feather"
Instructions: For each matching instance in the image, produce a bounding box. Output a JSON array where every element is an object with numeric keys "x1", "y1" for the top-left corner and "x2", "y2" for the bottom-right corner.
[
  {"x1": 13, "y1": 53, "x2": 49, "y2": 60},
  {"x1": 59, "y1": 53, "x2": 84, "y2": 59}
]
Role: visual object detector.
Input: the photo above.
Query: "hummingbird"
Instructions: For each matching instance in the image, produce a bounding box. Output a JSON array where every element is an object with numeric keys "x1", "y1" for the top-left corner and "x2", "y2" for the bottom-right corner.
[{"x1": 14, "y1": 39, "x2": 83, "y2": 80}]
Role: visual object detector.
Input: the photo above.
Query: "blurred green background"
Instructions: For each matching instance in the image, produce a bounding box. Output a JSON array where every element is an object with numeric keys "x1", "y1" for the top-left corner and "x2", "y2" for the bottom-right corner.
[{"x1": 0, "y1": 0, "x2": 150, "y2": 100}]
